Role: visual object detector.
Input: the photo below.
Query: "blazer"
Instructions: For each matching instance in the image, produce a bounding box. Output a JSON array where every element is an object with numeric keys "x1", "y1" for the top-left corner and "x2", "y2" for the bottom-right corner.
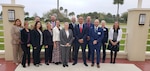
[
  {"x1": 43, "y1": 29, "x2": 53, "y2": 46},
  {"x1": 60, "y1": 29, "x2": 74, "y2": 46},
  {"x1": 102, "y1": 27, "x2": 108, "y2": 43},
  {"x1": 53, "y1": 26, "x2": 62, "y2": 41},
  {"x1": 21, "y1": 28, "x2": 31, "y2": 45},
  {"x1": 31, "y1": 29, "x2": 43, "y2": 47},
  {"x1": 69, "y1": 23, "x2": 76, "y2": 36},
  {"x1": 89, "y1": 26, "x2": 104, "y2": 45},
  {"x1": 74, "y1": 24, "x2": 88, "y2": 43},
  {"x1": 11, "y1": 25, "x2": 22, "y2": 44},
  {"x1": 84, "y1": 23, "x2": 94, "y2": 36},
  {"x1": 109, "y1": 28, "x2": 122, "y2": 42}
]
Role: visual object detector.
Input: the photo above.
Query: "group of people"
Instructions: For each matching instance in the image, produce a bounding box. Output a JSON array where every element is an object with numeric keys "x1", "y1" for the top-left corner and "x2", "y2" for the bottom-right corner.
[{"x1": 11, "y1": 15, "x2": 122, "y2": 68}]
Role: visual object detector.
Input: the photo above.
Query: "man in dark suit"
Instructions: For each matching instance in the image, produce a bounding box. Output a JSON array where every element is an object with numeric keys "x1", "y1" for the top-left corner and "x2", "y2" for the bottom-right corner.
[
  {"x1": 43, "y1": 22, "x2": 53, "y2": 65},
  {"x1": 89, "y1": 19, "x2": 104, "y2": 68},
  {"x1": 101, "y1": 20, "x2": 108, "y2": 63},
  {"x1": 69, "y1": 17, "x2": 76, "y2": 61},
  {"x1": 72, "y1": 16, "x2": 88, "y2": 66},
  {"x1": 84, "y1": 16, "x2": 94, "y2": 61}
]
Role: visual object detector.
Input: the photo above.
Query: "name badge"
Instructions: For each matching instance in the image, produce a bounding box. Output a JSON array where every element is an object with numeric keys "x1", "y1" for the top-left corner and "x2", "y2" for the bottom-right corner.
[
  {"x1": 103, "y1": 29, "x2": 106, "y2": 31},
  {"x1": 98, "y1": 32, "x2": 101, "y2": 35}
]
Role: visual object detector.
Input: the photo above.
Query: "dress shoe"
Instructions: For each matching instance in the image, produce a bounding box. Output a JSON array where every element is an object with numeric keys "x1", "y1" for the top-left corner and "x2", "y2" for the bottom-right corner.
[
  {"x1": 97, "y1": 64, "x2": 100, "y2": 68},
  {"x1": 63, "y1": 65, "x2": 65, "y2": 67},
  {"x1": 22, "y1": 65, "x2": 26, "y2": 68},
  {"x1": 102, "y1": 60, "x2": 105, "y2": 63},
  {"x1": 28, "y1": 63, "x2": 30, "y2": 66},
  {"x1": 55, "y1": 62, "x2": 59, "y2": 65},
  {"x1": 84, "y1": 63, "x2": 88, "y2": 66},
  {"x1": 66, "y1": 65, "x2": 69, "y2": 67},
  {"x1": 72, "y1": 62, "x2": 77, "y2": 65},
  {"x1": 91, "y1": 63, "x2": 94, "y2": 67},
  {"x1": 45, "y1": 63, "x2": 49, "y2": 65},
  {"x1": 39, "y1": 63, "x2": 42, "y2": 66}
]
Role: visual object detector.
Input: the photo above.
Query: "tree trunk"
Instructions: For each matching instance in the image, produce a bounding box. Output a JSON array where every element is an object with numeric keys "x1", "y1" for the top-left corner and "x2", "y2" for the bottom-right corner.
[{"x1": 117, "y1": 3, "x2": 119, "y2": 21}]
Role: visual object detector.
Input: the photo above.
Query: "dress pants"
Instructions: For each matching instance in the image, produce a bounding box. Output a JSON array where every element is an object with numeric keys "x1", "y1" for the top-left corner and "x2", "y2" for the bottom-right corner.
[
  {"x1": 91, "y1": 44, "x2": 101, "y2": 64},
  {"x1": 21, "y1": 44, "x2": 30, "y2": 66},
  {"x1": 87, "y1": 41, "x2": 91, "y2": 60},
  {"x1": 12, "y1": 44, "x2": 23, "y2": 63},
  {"x1": 61, "y1": 46, "x2": 70, "y2": 65},
  {"x1": 45, "y1": 45, "x2": 53, "y2": 63},
  {"x1": 33, "y1": 45, "x2": 42, "y2": 65},
  {"x1": 101, "y1": 42, "x2": 106, "y2": 62},
  {"x1": 74, "y1": 43, "x2": 87, "y2": 64}
]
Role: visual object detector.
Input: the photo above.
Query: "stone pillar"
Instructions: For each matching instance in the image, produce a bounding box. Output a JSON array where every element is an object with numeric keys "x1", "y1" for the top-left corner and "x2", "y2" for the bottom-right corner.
[
  {"x1": 1, "y1": 4, "x2": 24, "y2": 61},
  {"x1": 138, "y1": 0, "x2": 142, "y2": 8},
  {"x1": 126, "y1": 8, "x2": 150, "y2": 61}
]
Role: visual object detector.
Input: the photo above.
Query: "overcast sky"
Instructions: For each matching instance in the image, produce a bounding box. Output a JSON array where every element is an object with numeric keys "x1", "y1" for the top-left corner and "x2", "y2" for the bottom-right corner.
[{"x1": 0, "y1": 0, "x2": 150, "y2": 17}]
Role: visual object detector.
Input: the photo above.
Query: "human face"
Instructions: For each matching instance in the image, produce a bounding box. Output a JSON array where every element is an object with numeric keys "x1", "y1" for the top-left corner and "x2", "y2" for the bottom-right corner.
[
  {"x1": 101, "y1": 22, "x2": 105, "y2": 27},
  {"x1": 64, "y1": 22, "x2": 69, "y2": 30},
  {"x1": 78, "y1": 17, "x2": 84, "y2": 24},
  {"x1": 86, "y1": 16, "x2": 91, "y2": 23},
  {"x1": 51, "y1": 16, "x2": 56, "y2": 22},
  {"x1": 16, "y1": 20, "x2": 21, "y2": 26},
  {"x1": 24, "y1": 22, "x2": 29, "y2": 29},
  {"x1": 37, "y1": 22, "x2": 41, "y2": 29},
  {"x1": 94, "y1": 20, "x2": 99, "y2": 27},
  {"x1": 56, "y1": 21, "x2": 60, "y2": 27},
  {"x1": 47, "y1": 23, "x2": 52, "y2": 30},
  {"x1": 114, "y1": 22, "x2": 119, "y2": 29},
  {"x1": 72, "y1": 17, "x2": 76, "y2": 23}
]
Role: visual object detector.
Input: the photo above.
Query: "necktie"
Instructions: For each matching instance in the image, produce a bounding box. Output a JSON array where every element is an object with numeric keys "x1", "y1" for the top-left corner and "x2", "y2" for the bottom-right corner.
[
  {"x1": 80, "y1": 25, "x2": 82, "y2": 33},
  {"x1": 88, "y1": 23, "x2": 90, "y2": 28}
]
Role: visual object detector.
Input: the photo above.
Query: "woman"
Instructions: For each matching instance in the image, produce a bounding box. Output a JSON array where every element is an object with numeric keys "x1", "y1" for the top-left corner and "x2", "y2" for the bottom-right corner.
[
  {"x1": 43, "y1": 22, "x2": 53, "y2": 65},
  {"x1": 31, "y1": 21, "x2": 43, "y2": 67},
  {"x1": 60, "y1": 22, "x2": 74, "y2": 67},
  {"x1": 11, "y1": 19, "x2": 23, "y2": 65},
  {"x1": 52, "y1": 20, "x2": 62, "y2": 65},
  {"x1": 108, "y1": 21, "x2": 122, "y2": 64},
  {"x1": 21, "y1": 21, "x2": 31, "y2": 68}
]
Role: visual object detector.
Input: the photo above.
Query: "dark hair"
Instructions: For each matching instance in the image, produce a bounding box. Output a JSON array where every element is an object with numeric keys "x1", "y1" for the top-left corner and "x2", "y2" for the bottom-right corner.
[
  {"x1": 14, "y1": 19, "x2": 22, "y2": 26},
  {"x1": 34, "y1": 21, "x2": 43, "y2": 31}
]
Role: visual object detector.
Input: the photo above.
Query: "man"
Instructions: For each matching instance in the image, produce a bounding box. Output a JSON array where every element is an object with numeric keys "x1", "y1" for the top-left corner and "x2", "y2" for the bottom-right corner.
[
  {"x1": 69, "y1": 17, "x2": 76, "y2": 61},
  {"x1": 73, "y1": 16, "x2": 88, "y2": 66},
  {"x1": 43, "y1": 22, "x2": 53, "y2": 65},
  {"x1": 84, "y1": 16, "x2": 94, "y2": 60},
  {"x1": 89, "y1": 19, "x2": 104, "y2": 68},
  {"x1": 50, "y1": 16, "x2": 56, "y2": 28},
  {"x1": 101, "y1": 20, "x2": 108, "y2": 63},
  {"x1": 34, "y1": 16, "x2": 41, "y2": 22}
]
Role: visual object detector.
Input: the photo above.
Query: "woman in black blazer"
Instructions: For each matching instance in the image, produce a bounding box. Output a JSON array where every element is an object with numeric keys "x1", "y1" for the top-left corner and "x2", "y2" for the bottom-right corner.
[
  {"x1": 31, "y1": 21, "x2": 43, "y2": 67},
  {"x1": 21, "y1": 21, "x2": 31, "y2": 68},
  {"x1": 43, "y1": 22, "x2": 53, "y2": 65}
]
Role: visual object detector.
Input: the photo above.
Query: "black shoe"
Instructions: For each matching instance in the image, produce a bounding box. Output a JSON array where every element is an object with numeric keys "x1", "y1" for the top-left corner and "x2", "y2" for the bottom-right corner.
[
  {"x1": 63, "y1": 65, "x2": 65, "y2": 67},
  {"x1": 45, "y1": 63, "x2": 49, "y2": 65},
  {"x1": 66, "y1": 65, "x2": 69, "y2": 67},
  {"x1": 28, "y1": 63, "x2": 30, "y2": 66},
  {"x1": 58, "y1": 62, "x2": 62, "y2": 64},
  {"x1": 91, "y1": 63, "x2": 94, "y2": 67},
  {"x1": 113, "y1": 62, "x2": 116, "y2": 64},
  {"x1": 55, "y1": 62, "x2": 59, "y2": 65},
  {"x1": 22, "y1": 65, "x2": 26, "y2": 68},
  {"x1": 72, "y1": 62, "x2": 77, "y2": 65},
  {"x1": 102, "y1": 60, "x2": 105, "y2": 63},
  {"x1": 84, "y1": 63, "x2": 88, "y2": 66},
  {"x1": 35, "y1": 64, "x2": 39, "y2": 67}
]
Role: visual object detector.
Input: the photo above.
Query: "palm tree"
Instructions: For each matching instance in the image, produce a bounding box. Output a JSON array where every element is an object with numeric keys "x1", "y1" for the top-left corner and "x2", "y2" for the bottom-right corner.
[
  {"x1": 57, "y1": 0, "x2": 59, "y2": 10},
  {"x1": 60, "y1": 6, "x2": 63, "y2": 11},
  {"x1": 69, "y1": 12, "x2": 75, "y2": 17},
  {"x1": 64, "y1": 9, "x2": 68, "y2": 17},
  {"x1": 113, "y1": 0, "x2": 124, "y2": 21},
  {"x1": 24, "y1": 12, "x2": 29, "y2": 17}
]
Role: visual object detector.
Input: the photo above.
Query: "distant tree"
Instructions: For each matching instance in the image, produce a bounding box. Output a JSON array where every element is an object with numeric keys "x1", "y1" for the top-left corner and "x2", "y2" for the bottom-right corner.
[
  {"x1": 69, "y1": 12, "x2": 75, "y2": 17},
  {"x1": 25, "y1": 12, "x2": 29, "y2": 17},
  {"x1": 64, "y1": 9, "x2": 68, "y2": 17},
  {"x1": 0, "y1": 11, "x2": 2, "y2": 16},
  {"x1": 121, "y1": 12, "x2": 128, "y2": 23},
  {"x1": 113, "y1": 0, "x2": 124, "y2": 21}
]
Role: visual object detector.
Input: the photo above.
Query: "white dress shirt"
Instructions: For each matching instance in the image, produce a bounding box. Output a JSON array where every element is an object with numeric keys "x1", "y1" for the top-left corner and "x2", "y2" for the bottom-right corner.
[
  {"x1": 53, "y1": 26, "x2": 62, "y2": 41},
  {"x1": 109, "y1": 28, "x2": 122, "y2": 42}
]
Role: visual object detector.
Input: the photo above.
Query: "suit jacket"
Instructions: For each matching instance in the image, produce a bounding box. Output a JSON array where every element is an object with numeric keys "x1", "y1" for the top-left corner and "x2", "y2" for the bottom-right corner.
[
  {"x1": 69, "y1": 23, "x2": 76, "y2": 37},
  {"x1": 89, "y1": 26, "x2": 104, "y2": 45},
  {"x1": 60, "y1": 29, "x2": 74, "y2": 46},
  {"x1": 102, "y1": 27, "x2": 108, "y2": 43},
  {"x1": 21, "y1": 28, "x2": 31, "y2": 45},
  {"x1": 43, "y1": 29, "x2": 53, "y2": 46},
  {"x1": 31, "y1": 29, "x2": 43, "y2": 47},
  {"x1": 11, "y1": 25, "x2": 22, "y2": 44},
  {"x1": 74, "y1": 24, "x2": 88, "y2": 44},
  {"x1": 84, "y1": 23, "x2": 94, "y2": 36}
]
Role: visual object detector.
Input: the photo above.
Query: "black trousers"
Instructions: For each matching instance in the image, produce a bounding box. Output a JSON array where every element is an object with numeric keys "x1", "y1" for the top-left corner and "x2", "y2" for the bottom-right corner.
[
  {"x1": 45, "y1": 45, "x2": 53, "y2": 63},
  {"x1": 110, "y1": 50, "x2": 117, "y2": 63},
  {"x1": 74, "y1": 43, "x2": 87, "y2": 64},
  {"x1": 21, "y1": 44, "x2": 30, "y2": 66},
  {"x1": 102, "y1": 42, "x2": 106, "y2": 62},
  {"x1": 69, "y1": 43, "x2": 75, "y2": 61},
  {"x1": 33, "y1": 45, "x2": 42, "y2": 65},
  {"x1": 87, "y1": 41, "x2": 91, "y2": 60}
]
